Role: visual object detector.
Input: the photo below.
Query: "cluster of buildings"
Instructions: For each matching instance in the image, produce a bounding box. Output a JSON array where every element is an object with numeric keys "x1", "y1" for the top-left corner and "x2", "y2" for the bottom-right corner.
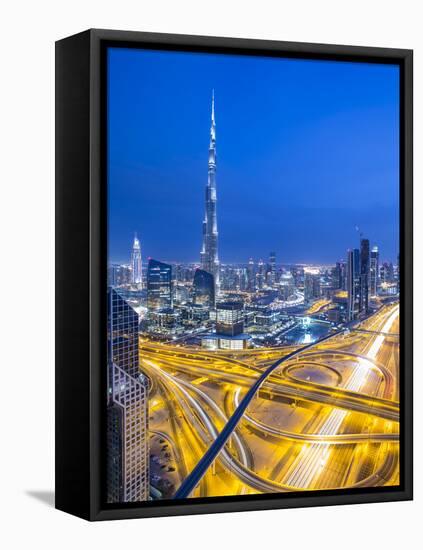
[
  {"x1": 106, "y1": 91, "x2": 399, "y2": 503},
  {"x1": 328, "y1": 241, "x2": 399, "y2": 324},
  {"x1": 107, "y1": 90, "x2": 399, "y2": 347}
]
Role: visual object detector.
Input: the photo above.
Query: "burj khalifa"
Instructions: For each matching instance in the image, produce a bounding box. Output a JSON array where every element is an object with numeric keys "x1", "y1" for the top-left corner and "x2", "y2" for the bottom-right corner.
[{"x1": 200, "y1": 90, "x2": 220, "y2": 295}]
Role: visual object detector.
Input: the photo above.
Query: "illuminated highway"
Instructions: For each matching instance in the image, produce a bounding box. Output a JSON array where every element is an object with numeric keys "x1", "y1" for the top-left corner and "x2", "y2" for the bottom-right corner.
[{"x1": 141, "y1": 303, "x2": 400, "y2": 498}]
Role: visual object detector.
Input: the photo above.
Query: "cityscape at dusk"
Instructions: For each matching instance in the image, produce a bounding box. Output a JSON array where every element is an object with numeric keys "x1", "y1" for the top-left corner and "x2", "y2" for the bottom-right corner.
[{"x1": 106, "y1": 47, "x2": 400, "y2": 503}]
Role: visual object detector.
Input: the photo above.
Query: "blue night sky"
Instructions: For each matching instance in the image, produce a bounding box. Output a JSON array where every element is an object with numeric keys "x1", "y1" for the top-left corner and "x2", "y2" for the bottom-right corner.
[{"x1": 108, "y1": 47, "x2": 399, "y2": 265}]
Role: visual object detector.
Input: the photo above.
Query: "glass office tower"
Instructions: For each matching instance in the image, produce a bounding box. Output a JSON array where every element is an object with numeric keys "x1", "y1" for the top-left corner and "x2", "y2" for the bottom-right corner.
[
  {"x1": 193, "y1": 268, "x2": 215, "y2": 307},
  {"x1": 107, "y1": 288, "x2": 149, "y2": 503},
  {"x1": 147, "y1": 259, "x2": 173, "y2": 311}
]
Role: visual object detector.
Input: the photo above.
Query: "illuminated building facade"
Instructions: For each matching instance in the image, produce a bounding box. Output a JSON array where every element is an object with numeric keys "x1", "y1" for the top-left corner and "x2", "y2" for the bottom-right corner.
[
  {"x1": 267, "y1": 251, "x2": 276, "y2": 286},
  {"x1": 107, "y1": 288, "x2": 149, "y2": 503},
  {"x1": 347, "y1": 248, "x2": 361, "y2": 320},
  {"x1": 333, "y1": 260, "x2": 346, "y2": 290},
  {"x1": 200, "y1": 91, "x2": 220, "y2": 295},
  {"x1": 247, "y1": 258, "x2": 256, "y2": 291},
  {"x1": 131, "y1": 233, "x2": 143, "y2": 286},
  {"x1": 147, "y1": 259, "x2": 173, "y2": 311},
  {"x1": 304, "y1": 269, "x2": 321, "y2": 302},
  {"x1": 360, "y1": 238, "x2": 370, "y2": 313},
  {"x1": 108, "y1": 263, "x2": 131, "y2": 287},
  {"x1": 370, "y1": 245, "x2": 379, "y2": 296},
  {"x1": 216, "y1": 301, "x2": 244, "y2": 336},
  {"x1": 256, "y1": 259, "x2": 264, "y2": 289},
  {"x1": 202, "y1": 301, "x2": 250, "y2": 350}
]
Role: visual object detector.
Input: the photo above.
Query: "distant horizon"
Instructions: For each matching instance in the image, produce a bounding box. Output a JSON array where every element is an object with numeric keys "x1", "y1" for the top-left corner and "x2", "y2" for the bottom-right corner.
[
  {"x1": 108, "y1": 48, "x2": 399, "y2": 265},
  {"x1": 109, "y1": 252, "x2": 398, "y2": 268}
]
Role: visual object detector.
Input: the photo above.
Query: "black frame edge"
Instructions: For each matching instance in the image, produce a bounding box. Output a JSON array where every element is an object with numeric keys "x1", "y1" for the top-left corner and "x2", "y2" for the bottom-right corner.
[{"x1": 55, "y1": 29, "x2": 92, "y2": 520}]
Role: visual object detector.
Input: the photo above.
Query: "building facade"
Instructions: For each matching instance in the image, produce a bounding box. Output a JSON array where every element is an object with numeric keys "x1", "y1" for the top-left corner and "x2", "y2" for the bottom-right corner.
[
  {"x1": 304, "y1": 269, "x2": 321, "y2": 302},
  {"x1": 147, "y1": 258, "x2": 173, "y2": 311},
  {"x1": 216, "y1": 301, "x2": 244, "y2": 336},
  {"x1": 247, "y1": 258, "x2": 256, "y2": 291},
  {"x1": 193, "y1": 268, "x2": 215, "y2": 307},
  {"x1": 370, "y1": 245, "x2": 379, "y2": 296},
  {"x1": 332, "y1": 260, "x2": 346, "y2": 290},
  {"x1": 107, "y1": 288, "x2": 149, "y2": 503},
  {"x1": 131, "y1": 233, "x2": 143, "y2": 286},
  {"x1": 347, "y1": 248, "x2": 361, "y2": 321},
  {"x1": 360, "y1": 238, "x2": 370, "y2": 313},
  {"x1": 108, "y1": 263, "x2": 132, "y2": 287},
  {"x1": 267, "y1": 251, "x2": 276, "y2": 286}
]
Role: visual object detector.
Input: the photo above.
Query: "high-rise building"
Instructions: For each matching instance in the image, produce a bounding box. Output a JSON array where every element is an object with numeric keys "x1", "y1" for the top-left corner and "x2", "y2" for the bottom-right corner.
[
  {"x1": 267, "y1": 251, "x2": 276, "y2": 286},
  {"x1": 147, "y1": 259, "x2": 173, "y2": 311},
  {"x1": 247, "y1": 258, "x2": 256, "y2": 291},
  {"x1": 347, "y1": 248, "x2": 361, "y2": 321},
  {"x1": 279, "y1": 271, "x2": 295, "y2": 301},
  {"x1": 291, "y1": 266, "x2": 303, "y2": 288},
  {"x1": 304, "y1": 269, "x2": 321, "y2": 302},
  {"x1": 380, "y1": 261, "x2": 394, "y2": 284},
  {"x1": 200, "y1": 91, "x2": 220, "y2": 295},
  {"x1": 256, "y1": 259, "x2": 264, "y2": 289},
  {"x1": 108, "y1": 263, "x2": 132, "y2": 287},
  {"x1": 332, "y1": 260, "x2": 346, "y2": 290},
  {"x1": 238, "y1": 267, "x2": 248, "y2": 291},
  {"x1": 216, "y1": 301, "x2": 244, "y2": 336},
  {"x1": 107, "y1": 288, "x2": 149, "y2": 503},
  {"x1": 193, "y1": 268, "x2": 215, "y2": 307},
  {"x1": 131, "y1": 233, "x2": 142, "y2": 286},
  {"x1": 360, "y1": 238, "x2": 370, "y2": 313},
  {"x1": 370, "y1": 246, "x2": 379, "y2": 296}
]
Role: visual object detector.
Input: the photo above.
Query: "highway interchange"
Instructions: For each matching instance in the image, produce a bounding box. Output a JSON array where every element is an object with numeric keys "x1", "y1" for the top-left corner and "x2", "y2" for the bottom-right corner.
[{"x1": 141, "y1": 303, "x2": 400, "y2": 498}]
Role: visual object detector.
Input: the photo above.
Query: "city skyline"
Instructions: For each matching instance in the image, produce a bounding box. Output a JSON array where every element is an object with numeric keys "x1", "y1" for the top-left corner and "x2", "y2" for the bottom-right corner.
[
  {"x1": 108, "y1": 47, "x2": 399, "y2": 264},
  {"x1": 106, "y1": 48, "x2": 400, "y2": 503}
]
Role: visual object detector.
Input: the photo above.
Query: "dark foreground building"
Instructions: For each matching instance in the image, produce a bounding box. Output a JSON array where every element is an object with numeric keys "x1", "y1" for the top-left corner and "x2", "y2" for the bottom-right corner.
[{"x1": 107, "y1": 288, "x2": 149, "y2": 503}]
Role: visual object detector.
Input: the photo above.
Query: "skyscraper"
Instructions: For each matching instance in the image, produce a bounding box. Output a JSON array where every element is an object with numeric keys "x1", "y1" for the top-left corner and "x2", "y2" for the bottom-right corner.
[
  {"x1": 247, "y1": 258, "x2": 256, "y2": 292},
  {"x1": 200, "y1": 91, "x2": 220, "y2": 295},
  {"x1": 370, "y1": 246, "x2": 379, "y2": 296},
  {"x1": 107, "y1": 288, "x2": 149, "y2": 503},
  {"x1": 193, "y1": 268, "x2": 215, "y2": 307},
  {"x1": 360, "y1": 238, "x2": 370, "y2": 313},
  {"x1": 347, "y1": 248, "x2": 361, "y2": 321},
  {"x1": 131, "y1": 233, "x2": 142, "y2": 286},
  {"x1": 108, "y1": 263, "x2": 132, "y2": 287},
  {"x1": 304, "y1": 269, "x2": 321, "y2": 302},
  {"x1": 256, "y1": 259, "x2": 264, "y2": 290},
  {"x1": 147, "y1": 258, "x2": 173, "y2": 311},
  {"x1": 267, "y1": 251, "x2": 276, "y2": 286},
  {"x1": 332, "y1": 260, "x2": 346, "y2": 290}
]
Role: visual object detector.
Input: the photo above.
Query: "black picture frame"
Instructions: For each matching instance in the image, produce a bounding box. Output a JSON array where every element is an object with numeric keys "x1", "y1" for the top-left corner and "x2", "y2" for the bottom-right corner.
[{"x1": 55, "y1": 28, "x2": 413, "y2": 521}]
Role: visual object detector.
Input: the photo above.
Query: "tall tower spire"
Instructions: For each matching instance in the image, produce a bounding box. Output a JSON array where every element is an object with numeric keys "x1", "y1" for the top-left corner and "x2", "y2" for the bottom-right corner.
[
  {"x1": 200, "y1": 91, "x2": 220, "y2": 295},
  {"x1": 131, "y1": 233, "x2": 143, "y2": 287}
]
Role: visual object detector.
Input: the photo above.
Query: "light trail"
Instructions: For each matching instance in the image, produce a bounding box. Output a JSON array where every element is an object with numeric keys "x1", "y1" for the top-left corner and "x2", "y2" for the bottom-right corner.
[
  {"x1": 283, "y1": 305, "x2": 399, "y2": 489},
  {"x1": 173, "y1": 327, "x2": 346, "y2": 498},
  {"x1": 145, "y1": 360, "x2": 256, "y2": 495},
  {"x1": 234, "y1": 388, "x2": 399, "y2": 444},
  {"x1": 144, "y1": 352, "x2": 399, "y2": 420},
  {"x1": 143, "y1": 304, "x2": 399, "y2": 497}
]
